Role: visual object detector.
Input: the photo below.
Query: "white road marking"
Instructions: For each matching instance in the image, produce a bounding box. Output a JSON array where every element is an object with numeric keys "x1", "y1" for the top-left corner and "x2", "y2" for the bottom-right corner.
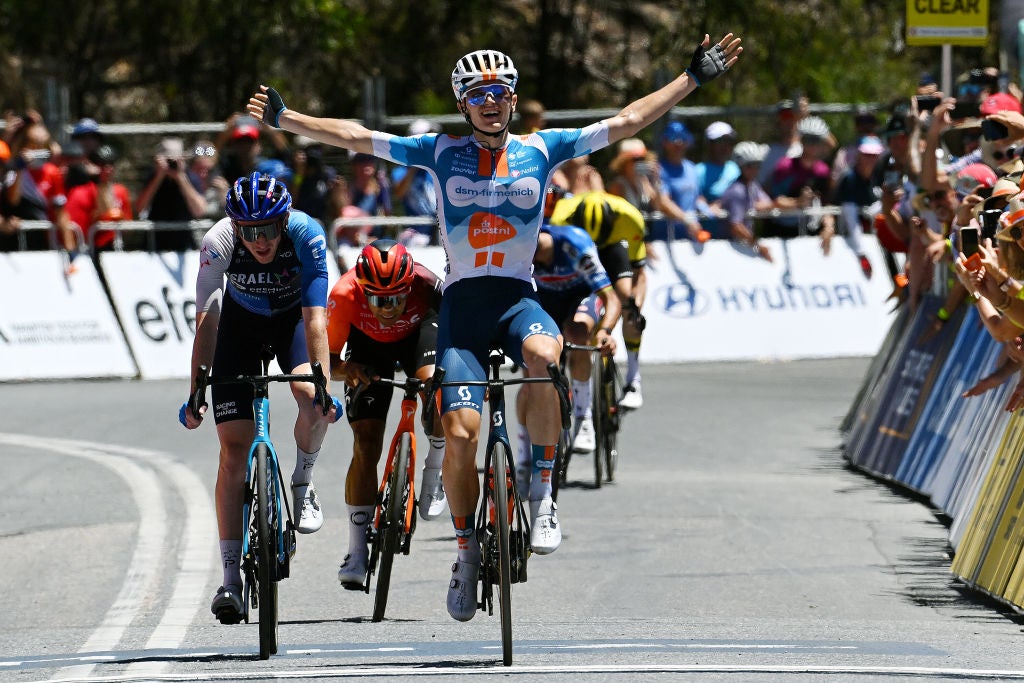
[
  {"x1": 25, "y1": 662, "x2": 1024, "y2": 682},
  {"x1": 0, "y1": 433, "x2": 216, "y2": 681}
]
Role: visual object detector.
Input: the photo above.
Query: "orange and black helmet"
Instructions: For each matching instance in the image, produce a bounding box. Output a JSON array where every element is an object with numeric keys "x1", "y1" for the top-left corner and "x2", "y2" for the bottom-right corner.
[{"x1": 354, "y1": 238, "x2": 415, "y2": 294}]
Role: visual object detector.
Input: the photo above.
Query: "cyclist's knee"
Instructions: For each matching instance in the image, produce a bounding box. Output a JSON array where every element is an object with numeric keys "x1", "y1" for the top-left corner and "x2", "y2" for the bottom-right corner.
[{"x1": 521, "y1": 334, "x2": 561, "y2": 373}]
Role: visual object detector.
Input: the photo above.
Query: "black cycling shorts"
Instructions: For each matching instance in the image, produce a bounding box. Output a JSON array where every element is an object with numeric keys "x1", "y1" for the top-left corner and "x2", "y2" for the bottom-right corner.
[
  {"x1": 598, "y1": 240, "x2": 642, "y2": 282},
  {"x1": 344, "y1": 312, "x2": 438, "y2": 423},
  {"x1": 211, "y1": 295, "x2": 306, "y2": 424}
]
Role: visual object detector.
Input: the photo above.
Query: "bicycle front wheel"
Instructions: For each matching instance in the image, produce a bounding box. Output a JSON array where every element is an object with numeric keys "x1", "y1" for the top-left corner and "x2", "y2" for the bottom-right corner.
[
  {"x1": 254, "y1": 443, "x2": 279, "y2": 659},
  {"x1": 372, "y1": 432, "x2": 410, "y2": 622},
  {"x1": 492, "y1": 441, "x2": 514, "y2": 666},
  {"x1": 602, "y1": 358, "x2": 620, "y2": 482}
]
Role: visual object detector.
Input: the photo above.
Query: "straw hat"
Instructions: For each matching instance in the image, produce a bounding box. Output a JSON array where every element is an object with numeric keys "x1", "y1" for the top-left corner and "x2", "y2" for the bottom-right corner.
[{"x1": 609, "y1": 138, "x2": 655, "y2": 174}]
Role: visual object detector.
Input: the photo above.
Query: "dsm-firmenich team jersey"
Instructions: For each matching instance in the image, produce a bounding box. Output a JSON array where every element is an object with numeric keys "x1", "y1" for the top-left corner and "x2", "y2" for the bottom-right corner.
[
  {"x1": 196, "y1": 210, "x2": 330, "y2": 316},
  {"x1": 370, "y1": 124, "x2": 610, "y2": 289}
]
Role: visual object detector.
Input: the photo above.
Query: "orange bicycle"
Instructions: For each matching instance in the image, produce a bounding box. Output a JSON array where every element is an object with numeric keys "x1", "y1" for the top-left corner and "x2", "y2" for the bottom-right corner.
[{"x1": 350, "y1": 375, "x2": 427, "y2": 622}]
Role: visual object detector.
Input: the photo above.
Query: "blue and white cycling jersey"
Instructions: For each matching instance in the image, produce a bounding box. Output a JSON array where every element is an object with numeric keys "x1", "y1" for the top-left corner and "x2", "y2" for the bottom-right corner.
[
  {"x1": 196, "y1": 210, "x2": 330, "y2": 317},
  {"x1": 534, "y1": 224, "x2": 612, "y2": 295},
  {"x1": 370, "y1": 124, "x2": 610, "y2": 289}
]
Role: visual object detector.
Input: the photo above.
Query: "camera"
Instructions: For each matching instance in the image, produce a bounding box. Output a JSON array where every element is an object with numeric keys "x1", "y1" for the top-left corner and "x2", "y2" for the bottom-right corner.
[
  {"x1": 167, "y1": 158, "x2": 179, "y2": 170},
  {"x1": 981, "y1": 118, "x2": 1009, "y2": 141},
  {"x1": 915, "y1": 95, "x2": 941, "y2": 112},
  {"x1": 950, "y1": 100, "x2": 981, "y2": 120}
]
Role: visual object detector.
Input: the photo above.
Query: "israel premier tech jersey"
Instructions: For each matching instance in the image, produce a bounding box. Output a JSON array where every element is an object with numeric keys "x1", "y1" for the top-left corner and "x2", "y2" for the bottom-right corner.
[
  {"x1": 534, "y1": 224, "x2": 612, "y2": 294},
  {"x1": 370, "y1": 124, "x2": 610, "y2": 289}
]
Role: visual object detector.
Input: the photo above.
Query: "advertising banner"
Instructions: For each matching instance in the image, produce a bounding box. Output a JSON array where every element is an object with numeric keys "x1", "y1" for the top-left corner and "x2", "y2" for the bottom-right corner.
[{"x1": 0, "y1": 253, "x2": 136, "y2": 380}]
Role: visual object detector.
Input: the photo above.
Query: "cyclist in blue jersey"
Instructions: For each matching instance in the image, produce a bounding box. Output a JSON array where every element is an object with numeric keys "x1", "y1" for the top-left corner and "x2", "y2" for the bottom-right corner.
[
  {"x1": 515, "y1": 210, "x2": 622, "y2": 481},
  {"x1": 248, "y1": 31, "x2": 741, "y2": 622},
  {"x1": 179, "y1": 172, "x2": 342, "y2": 623}
]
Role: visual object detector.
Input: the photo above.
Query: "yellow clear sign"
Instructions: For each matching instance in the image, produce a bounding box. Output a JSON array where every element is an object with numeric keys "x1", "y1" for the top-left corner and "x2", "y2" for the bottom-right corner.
[{"x1": 906, "y1": 0, "x2": 989, "y2": 46}]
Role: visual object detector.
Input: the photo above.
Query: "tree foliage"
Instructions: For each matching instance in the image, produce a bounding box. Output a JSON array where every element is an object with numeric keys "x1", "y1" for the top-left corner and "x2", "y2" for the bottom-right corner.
[{"x1": 0, "y1": 0, "x2": 998, "y2": 126}]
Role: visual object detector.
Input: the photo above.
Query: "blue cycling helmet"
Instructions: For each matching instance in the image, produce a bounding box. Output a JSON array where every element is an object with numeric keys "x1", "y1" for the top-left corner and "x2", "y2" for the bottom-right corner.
[{"x1": 225, "y1": 172, "x2": 292, "y2": 222}]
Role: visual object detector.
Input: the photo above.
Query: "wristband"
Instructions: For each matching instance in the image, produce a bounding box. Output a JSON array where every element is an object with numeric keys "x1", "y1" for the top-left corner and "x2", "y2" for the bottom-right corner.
[
  {"x1": 945, "y1": 238, "x2": 953, "y2": 253},
  {"x1": 937, "y1": 307, "x2": 951, "y2": 321},
  {"x1": 599, "y1": 327, "x2": 614, "y2": 335},
  {"x1": 1016, "y1": 287, "x2": 1024, "y2": 300}
]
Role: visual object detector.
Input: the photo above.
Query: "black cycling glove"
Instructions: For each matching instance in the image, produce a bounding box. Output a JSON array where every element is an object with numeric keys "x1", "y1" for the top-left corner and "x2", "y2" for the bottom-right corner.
[
  {"x1": 263, "y1": 87, "x2": 287, "y2": 128},
  {"x1": 686, "y1": 40, "x2": 728, "y2": 87}
]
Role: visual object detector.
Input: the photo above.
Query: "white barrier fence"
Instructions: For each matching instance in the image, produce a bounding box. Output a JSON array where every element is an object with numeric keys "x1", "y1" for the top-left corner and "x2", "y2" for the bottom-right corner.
[{"x1": 0, "y1": 236, "x2": 896, "y2": 381}]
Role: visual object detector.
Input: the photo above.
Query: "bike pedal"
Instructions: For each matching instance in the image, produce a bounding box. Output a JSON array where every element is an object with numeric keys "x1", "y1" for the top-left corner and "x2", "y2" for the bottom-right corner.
[{"x1": 215, "y1": 608, "x2": 244, "y2": 625}]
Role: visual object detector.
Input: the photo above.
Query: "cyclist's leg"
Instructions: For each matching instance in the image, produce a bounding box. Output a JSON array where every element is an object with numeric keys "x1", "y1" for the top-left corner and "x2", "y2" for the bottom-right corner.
[
  {"x1": 568, "y1": 295, "x2": 600, "y2": 452},
  {"x1": 621, "y1": 263, "x2": 647, "y2": 407},
  {"x1": 209, "y1": 306, "x2": 260, "y2": 618},
  {"x1": 409, "y1": 313, "x2": 447, "y2": 519},
  {"x1": 436, "y1": 280, "x2": 496, "y2": 621},
  {"x1": 503, "y1": 295, "x2": 563, "y2": 554},
  {"x1": 279, "y1": 313, "x2": 330, "y2": 533},
  {"x1": 339, "y1": 330, "x2": 397, "y2": 585}
]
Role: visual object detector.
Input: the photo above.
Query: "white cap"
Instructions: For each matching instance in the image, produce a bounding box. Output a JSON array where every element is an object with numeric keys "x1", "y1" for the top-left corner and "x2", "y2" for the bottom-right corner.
[
  {"x1": 705, "y1": 121, "x2": 736, "y2": 141},
  {"x1": 409, "y1": 118, "x2": 439, "y2": 135}
]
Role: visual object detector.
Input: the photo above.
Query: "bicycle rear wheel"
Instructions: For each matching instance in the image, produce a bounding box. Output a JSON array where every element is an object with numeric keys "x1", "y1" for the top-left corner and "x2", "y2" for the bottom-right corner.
[
  {"x1": 590, "y1": 355, "x2": 605, "y2": 488},
  {"x1": 372, "y1": 432, "x2": 410, "y2": 622},
  {"x1": 254, "y1": 443, "x2": 279, "y2": 659},
  {"x1": 492, "y1": 441, "x2": 514, "y2": 666}
]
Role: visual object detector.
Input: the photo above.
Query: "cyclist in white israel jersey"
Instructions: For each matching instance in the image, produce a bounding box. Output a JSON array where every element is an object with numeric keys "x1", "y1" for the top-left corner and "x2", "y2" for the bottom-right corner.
[{"x1": 248, "y1": 31, "x2": 742, "y2": 622}]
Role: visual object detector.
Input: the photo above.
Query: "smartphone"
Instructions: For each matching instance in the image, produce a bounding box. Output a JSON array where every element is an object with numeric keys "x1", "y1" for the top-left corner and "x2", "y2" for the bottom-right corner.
[
  {"x1": 950, "y1": 100, "x2": 981, "y2": 120},
  {"x1": 882, "y1": 170, "x2": 902, "y2": 190},
  {"x1": 960, "y1": 226, "x2": 980, "y2": 257},
  {"x1": 982, "y1": 118, "x2": 1009, "y2": 141},
  {"x1": 916, "y1": 95, "x2": 941, "y2": 112},
  {"x1": 981, "y1": 209, "x2": 1002, "y2": 241}
]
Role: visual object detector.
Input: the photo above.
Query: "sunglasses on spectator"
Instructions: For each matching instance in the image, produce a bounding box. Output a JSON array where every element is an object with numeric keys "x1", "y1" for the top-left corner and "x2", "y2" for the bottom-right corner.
[
  {"x1": 993, "y1": 146, "x2": 1019, "y2": 162},
  {"x1": 367, "y1": 293, "x2": 408, "y2": 308},
  {"x1": 465, "y1": 85, "x2": 512, "y2": 106},
  {"x1": 234, "y1": 218, "x2": 282, "y2": 242},
  {"x1": 1009, "y1": 225, "x2": 1024, "y2": 240}
]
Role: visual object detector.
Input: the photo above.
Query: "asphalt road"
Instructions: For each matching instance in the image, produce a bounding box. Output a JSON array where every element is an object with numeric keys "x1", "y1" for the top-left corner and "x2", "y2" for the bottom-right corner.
[{"x1": 1, "y1": 358, "x2": 1023, "y2": 682}]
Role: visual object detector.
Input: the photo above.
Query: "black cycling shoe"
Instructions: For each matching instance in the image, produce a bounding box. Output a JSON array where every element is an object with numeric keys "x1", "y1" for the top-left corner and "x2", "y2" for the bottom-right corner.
[{"x1": 211, "y1": 585, "x2": 244, "y2": 624}]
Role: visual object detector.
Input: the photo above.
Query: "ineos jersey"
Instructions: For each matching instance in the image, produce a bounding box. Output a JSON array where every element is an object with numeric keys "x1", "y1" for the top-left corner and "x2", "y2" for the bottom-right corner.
[
  {"x1": 196, "y1": 211, "x2": 329, "y2": 316},
  {"x1": 533, "y1": 224, "x2": 611, "y2": 294},
  {"x1": 326, "y1": 262, "x2": 442, "y2": 351},
  {"x1": 370, "y1": 124, "x2": 610, "y2": 289}
]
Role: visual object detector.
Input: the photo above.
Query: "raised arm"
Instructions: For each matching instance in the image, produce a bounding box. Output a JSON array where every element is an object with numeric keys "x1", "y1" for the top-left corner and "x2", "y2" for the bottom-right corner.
[
  {"x1": 603, "y1": 33, "x2": 742, "y2": 145},
  {"x1": 248, "y1": 85, "x2": 376, "y2": 156}
]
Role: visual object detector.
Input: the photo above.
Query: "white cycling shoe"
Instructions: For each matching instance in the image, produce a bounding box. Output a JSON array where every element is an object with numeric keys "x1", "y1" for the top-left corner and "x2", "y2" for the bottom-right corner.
[
  {"x1": 619, "y1": 381, "x2": 643, "y2": 410},
  {"x1": 572, "y1": 417, "x2": 596, "y2": 453},
  {"x1": 447, "y1": 559, "x2": 480, "y2": 622},
  {"x1": 418, "y1": 467, "x2": 447, "y2": 520},
  {"x1": 530, "y1": 497, "x2": 561, "y2": 555},
  {"x1": 338, "y1": 553, "x2": 368, "y2": 590},
  {"x1": 292, "y1": 482, "x2": 324, "y2": 534}
]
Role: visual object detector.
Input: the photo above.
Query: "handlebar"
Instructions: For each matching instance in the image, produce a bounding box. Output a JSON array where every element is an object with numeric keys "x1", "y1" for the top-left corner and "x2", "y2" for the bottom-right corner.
[
  {"x1": 188, "y1": 360, "x2": 333, "y2": 420},
  {"x1": 421, "y1": 362, "x2": 572, "y2": 432}
]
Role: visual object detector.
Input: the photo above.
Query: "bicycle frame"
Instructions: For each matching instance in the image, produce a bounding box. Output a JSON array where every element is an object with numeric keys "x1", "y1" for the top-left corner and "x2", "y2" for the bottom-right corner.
[{"x1": 374, "y1": 380, "x2": 420, "y2": 541}]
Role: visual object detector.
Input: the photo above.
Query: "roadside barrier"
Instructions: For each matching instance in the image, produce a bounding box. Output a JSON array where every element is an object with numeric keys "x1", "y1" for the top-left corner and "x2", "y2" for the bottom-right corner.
[{"x1": 843, "y1": 293, "x2": 1024, "y2": 614}]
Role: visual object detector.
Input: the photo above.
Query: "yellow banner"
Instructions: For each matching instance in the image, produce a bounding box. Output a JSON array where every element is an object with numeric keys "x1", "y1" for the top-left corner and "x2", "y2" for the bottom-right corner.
[{"x1": 906, "y1": 0, "x2": 989, "y2": 46}]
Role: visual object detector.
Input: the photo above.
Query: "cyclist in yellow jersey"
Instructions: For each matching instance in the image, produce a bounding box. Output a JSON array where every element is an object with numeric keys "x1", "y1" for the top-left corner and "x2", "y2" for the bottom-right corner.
[{"x1": 549, "y1": 190, "x2": 649, "y2": 407}]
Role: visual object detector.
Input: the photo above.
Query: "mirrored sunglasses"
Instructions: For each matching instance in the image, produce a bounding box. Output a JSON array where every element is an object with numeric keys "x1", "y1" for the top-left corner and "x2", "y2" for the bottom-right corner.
[
  {"x1": 234, "y1": 219, "x2": 282, "y2": 242},
  {"x1": 366, "y1": 293, "x2": 408, "y2": 308},
  {"x1": 465, "y1": 84, "x2": 512, "y2": 107}
]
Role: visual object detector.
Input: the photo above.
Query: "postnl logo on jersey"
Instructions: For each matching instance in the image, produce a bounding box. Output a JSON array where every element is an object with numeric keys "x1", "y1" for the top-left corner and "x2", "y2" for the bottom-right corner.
[{"x1": 468, "y1": 213, "x2": 517, "y2": 248}]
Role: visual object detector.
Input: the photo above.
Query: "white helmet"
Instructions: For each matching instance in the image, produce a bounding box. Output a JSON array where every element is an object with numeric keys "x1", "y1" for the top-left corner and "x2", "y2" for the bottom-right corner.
[
  {"x1": 733, "y1": 141, "x2": 768, "y2": 165},
  {"x1": 451, "y1": 50, "x2": 518, "y2": 100},
  {"x1": 797, "y1": 115, "x2": 831, "y2": 140}
]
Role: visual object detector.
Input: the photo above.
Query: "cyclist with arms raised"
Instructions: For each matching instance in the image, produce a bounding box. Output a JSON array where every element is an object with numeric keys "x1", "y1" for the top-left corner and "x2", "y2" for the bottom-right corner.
[
  {"x1": 180, "y1": 172, "x2": 342, "y2": 623},
  {"x1": 248, "y1": 31, "x2": 741, "y2": 622},
  {"x1": 549, "y1": 190, "x2": 649, "y2": 409},
  {"x1": 327, "y1": 238, "x2": 447, "y2": 590}
]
